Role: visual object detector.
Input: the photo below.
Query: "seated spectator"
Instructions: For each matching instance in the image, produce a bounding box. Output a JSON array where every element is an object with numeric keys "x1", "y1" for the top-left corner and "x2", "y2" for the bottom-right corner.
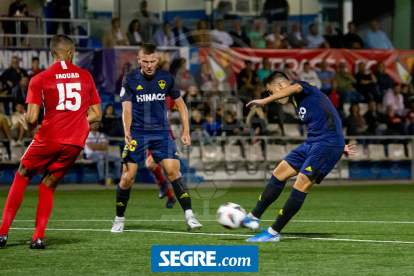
[
  {"x1": 401, "y1": 84, "x2": 413, "y2": 108},
  {"x1": 221, "y1": 111, "x2": 242, "y2": 137},
  {"x1": 127, "y1": 19, "x2": 143, "y2": 46},
  {"x1": 210, "y1": 19, "x2": 233, "y2": 48},
  {"x1": 237, "y1": 60, "x2": 260, "y2": 100},
  {"x1": 265, "y1": 25, "x2": 284, "y2": 49},
  {"x1": 152, "y1": 22, "x2": 175, "y2": 46},
  {"x1": 172, "y1": 17, "x2": 194, "y2": 46},
  {"x1": 363, "y1": 101, "x2": 387, "y2": 135},
  {"x1": 190, "y1": 109, "x2": 212, "y2": 145},
  {"x1": 185, "y1": 85, "x2": 204, "y2": 110},
  {"x1": 192, "y1": 20, "x2": 211, "y2": 47},
  {"x1": 343, "y1": 104, "x2": 368, "y2": 136},
  {"x1": 343, "y1": 21, "x2": 364, "y2": 49},
  {"x1": 103, "y1": 18, "x2": 128, "y2": 48},
  {"x1": 195, "y1": 62, "x2": 212, "y2": 92},
  {"x1": 364, "y1": 20, "x2": 393, "y2": 49},
  {"x1": 172, "y1": 58, "x2": 195, "y2": 90},
  {"x1": 250, "y1": 114, "x2": 268, "y2": 139},
  {"x1": 0, "y1": 113, "x2": 13, "y2": 145},
  {"x1": 375, "y1": 61, "x2": 394, "y2": 101},
  {"x1": 306, "y1": 23, "x2": 328, "y2": 49},
  {"x1": 354, "y1": 62, "x2": 378, "y2": 102},
  {"x1": 10, "y1": 103, "x2": 32, "y2": 147},
  {"x1": 317, "y1": 60, "x2": 334, "y2": 96},
  {"x1": 287, "y1": 22, "x2": 306, "y2": 48},
  {"x1": 257, "y1": 57, "x2": 272, "y2": 82},
  {"x1": 385, "y1": 105, "x2": 405, "y2": 135},
  {"x1": 100, "y1": 104, "x2": 123, "y2": 137},
  {"x1": 12, "y1": 76, "x2": 28, "y2": 108},
  {"x1": 335, "y1": 61, "x2": 363, "y2": 104},
  {"x1": 406, "y1": 100, "x2": 414, "y2": 135},
  {"x1": 298, "y1": 62, "x2": 321, "y2": 88},
  {"x1": 0, "y1": 56, "x2": 27, "y2": 92},
  {"x1": 323, "y1": 23, "x2": 343, "y2": 48},
  {"x1": 248, "y1": 20, "x2": 266, "y2": 48},
  {"x1": 382, "y1": 83, "x2": 404, "y2": 116},
  {"x1": 229, "y1": 20, "x2": 250, "y2": 47},
  {"x1": 27, "y1": 58, "x2": 42, "y2": 79},
  {"x1": 85, "y1": 122, "x2": 121, "y2": 185},
  {"x1": 204, "y1": 113, "x2": 221, "y2": 137}
]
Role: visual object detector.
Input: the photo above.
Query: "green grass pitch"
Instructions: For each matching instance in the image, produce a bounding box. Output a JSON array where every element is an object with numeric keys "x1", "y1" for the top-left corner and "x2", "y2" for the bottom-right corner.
[{"x1": 1, "y1": 184, "x2": 414, "y2": 275}]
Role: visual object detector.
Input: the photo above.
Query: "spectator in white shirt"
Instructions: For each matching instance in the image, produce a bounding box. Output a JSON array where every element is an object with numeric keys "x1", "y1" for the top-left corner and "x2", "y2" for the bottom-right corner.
[
  {"x1": 85, "y1": 123, "x2": 121, "y2": 185},
  {"x1": 127, "y1": 19, "x2": 143, "y2": 46},
  {"x1": 210, "y1": 19, "x2": 233, "y2": 47},
  {"x1": 306, "y1": 23, "x2": 328, "y2": 49},
  {"x1": 265, "y1": 25, "x2": 284, "y2": 48},
  {"x1": 382, "y1": 83, "x2": 404, "y2": 116},
  {"x1": 298, "y1": 62, "x2": 321, "y2": 88}
]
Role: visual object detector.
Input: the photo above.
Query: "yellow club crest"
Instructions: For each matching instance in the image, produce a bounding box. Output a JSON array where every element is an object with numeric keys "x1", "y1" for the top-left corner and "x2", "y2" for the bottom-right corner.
[{"x1": 158, "y1": 80, "x2": 166, "y2": 89}]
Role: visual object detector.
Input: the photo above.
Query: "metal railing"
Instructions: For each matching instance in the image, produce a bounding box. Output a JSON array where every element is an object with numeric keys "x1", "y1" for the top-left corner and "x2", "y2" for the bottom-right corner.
[{"x1": 0, "y1": 17, "x2": 90, "y2": 47}]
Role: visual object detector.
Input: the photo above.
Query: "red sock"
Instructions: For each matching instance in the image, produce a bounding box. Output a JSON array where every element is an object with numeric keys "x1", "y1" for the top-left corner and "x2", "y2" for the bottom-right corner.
[
  {"x1": 151, "y1": 165, "x2": 166, "y2": 184},
  {"x1": 167, "y1": 187, "x2": 174, "y2": 199},
  {"x1": 32, "y1": 183, "x2": 55, "y2": 241},
  {"x1": 0, "y1": 172, "x2": 30, "y2": 235}
]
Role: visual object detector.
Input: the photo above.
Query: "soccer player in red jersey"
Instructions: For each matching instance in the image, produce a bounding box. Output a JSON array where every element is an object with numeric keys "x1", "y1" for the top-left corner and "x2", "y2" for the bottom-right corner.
[{"x1": 0, "y1": 35, "x2": 102, "y2": 249}]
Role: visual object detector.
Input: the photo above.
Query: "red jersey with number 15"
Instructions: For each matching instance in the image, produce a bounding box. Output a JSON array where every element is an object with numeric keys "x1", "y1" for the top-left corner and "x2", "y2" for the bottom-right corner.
[{"x1": 26, "y1": 61, "x2": 101, "y2": 148}]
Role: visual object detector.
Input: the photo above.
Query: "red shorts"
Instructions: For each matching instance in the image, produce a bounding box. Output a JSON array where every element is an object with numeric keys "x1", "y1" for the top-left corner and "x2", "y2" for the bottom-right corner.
[{"x1": 21, "y1": 139, "x2": 82, "y2": 179}]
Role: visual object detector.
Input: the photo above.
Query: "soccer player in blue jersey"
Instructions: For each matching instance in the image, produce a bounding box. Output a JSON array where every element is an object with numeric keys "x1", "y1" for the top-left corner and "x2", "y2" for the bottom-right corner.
[
  {"x1": 111, "y1": 44, "x2": 202, "y2": 232},
  {"x1": 243, "y1": 71, "x2": 357, "y2": 242}
]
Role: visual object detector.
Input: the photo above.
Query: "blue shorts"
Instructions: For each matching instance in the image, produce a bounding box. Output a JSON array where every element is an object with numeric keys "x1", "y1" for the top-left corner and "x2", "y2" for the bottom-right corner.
[
  {"x1": 122, "y1": 130, "x2": 179, "y2": 164},
  {"x1": 284, "y1": 142, "x2": 344, "y2": 184}
]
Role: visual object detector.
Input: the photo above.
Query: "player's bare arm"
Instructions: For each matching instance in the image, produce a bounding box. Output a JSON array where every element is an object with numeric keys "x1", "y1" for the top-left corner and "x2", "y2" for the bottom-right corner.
[
  {"x1": 174, "y1": 97, "x2": 191, "y2": 146},
  {"x1": 246, "y1": 83, "x2": 303, "y2": 107},
  {"x1": 87, "y1": 103, "x2": 102, "y2": 124},
  {"x1": 20, "y1": 103, "x2": 40, "y2": 131},
  {"x1": 122, "y1": 101, "x2": 135, "y2": 147}
]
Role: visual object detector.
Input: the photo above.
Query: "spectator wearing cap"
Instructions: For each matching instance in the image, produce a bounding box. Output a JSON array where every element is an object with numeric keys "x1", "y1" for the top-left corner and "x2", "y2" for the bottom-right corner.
[
  {"x1": 210, "y1": 20, "x2": 233, "y2": 48},
  {"x1": 364, "y1": 20, "x2": 393, "y2": 49}
]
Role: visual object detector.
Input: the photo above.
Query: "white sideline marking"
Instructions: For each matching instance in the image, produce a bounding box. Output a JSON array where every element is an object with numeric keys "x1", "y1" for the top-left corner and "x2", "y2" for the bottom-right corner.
[
  {"x1": 10, "y1": 219, "x2": 414, "y2": 224},
  {"x1": 9, "y1": 227, "x2": 414, "y2": 244}
]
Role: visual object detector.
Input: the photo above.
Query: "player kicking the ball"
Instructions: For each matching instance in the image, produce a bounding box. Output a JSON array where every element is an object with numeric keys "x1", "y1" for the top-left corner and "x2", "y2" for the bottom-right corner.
[
  {"x1": 243, "y1": 71, "x2": 356, "y2": 242},
  {"x1": 0, "y1": 35, "x2": 102, "y2": 249},
  {"x1": 111, "y1": 44, "x2": 202, "y2": 232}
]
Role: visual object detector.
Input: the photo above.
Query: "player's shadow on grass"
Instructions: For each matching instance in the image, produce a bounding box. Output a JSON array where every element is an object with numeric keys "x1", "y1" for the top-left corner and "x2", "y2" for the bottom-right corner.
[{"x1": 283, "y1": 232, "x2": 334, "y2": 238}]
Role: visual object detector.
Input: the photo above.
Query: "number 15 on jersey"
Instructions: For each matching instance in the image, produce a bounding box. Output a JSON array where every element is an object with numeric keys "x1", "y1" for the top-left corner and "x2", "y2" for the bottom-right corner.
[{"x1": 56, "y1": 83, "x2": 81, "y2": 111}]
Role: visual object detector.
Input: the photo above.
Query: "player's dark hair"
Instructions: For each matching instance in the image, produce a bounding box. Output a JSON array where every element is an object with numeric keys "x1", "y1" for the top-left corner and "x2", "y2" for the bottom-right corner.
[
  {"x1": 50, "y1": 35, "x2": 75, "y2": 57},
  {"x1": 309, "y1": 23, "x2": 316, "y2": 30},
  {"x1": 128, "y1": 19, "x2": 140, "y2": 33},
  {"x1": 262, "y1": 71, "x2": 289, "y2": 87},
  {"x1": 304, "y1": 62, "x2": 310, "y2": 66},
  {"x1": 139, "y1": 43, "x2": 158, "y2": 55},
  {"x1": 32, "y1": 57, "x2": 39, "y2": 62}
]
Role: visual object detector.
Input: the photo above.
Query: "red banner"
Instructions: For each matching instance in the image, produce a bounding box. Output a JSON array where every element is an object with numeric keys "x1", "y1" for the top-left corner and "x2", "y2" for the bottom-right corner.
[{"x1": 198, "y1": 48, "x2": 414, "y2": 86}]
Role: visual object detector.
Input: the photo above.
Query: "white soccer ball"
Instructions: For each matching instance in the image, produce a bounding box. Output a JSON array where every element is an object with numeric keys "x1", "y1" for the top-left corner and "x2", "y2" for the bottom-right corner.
[{"x1": 216, "y1": 202, "x2": 246, "y2": 229}]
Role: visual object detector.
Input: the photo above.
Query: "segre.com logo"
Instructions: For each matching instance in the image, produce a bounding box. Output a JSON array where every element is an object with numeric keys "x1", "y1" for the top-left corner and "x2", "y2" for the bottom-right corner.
[{"x1": 151, "y1": 245, "x2": 258, "y2": 272}]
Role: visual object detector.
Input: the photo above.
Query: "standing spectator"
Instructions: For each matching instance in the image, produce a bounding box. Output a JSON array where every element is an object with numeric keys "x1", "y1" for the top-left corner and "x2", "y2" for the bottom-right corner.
[
  {"x1": 405, "y1": 100, "x2": 414, "y2": 134},
  {"x1": 51, "y1": 0, "x2": 71, "y2": 35},
  {"x1": 190, "y1": 109, "x2": 213, "y2": 145},
  {"x1": 103, "y1": 18, "x2": 128, "y2": 48},
  {"x1": 195, "y1": 62, "x2": 212, "y2": 92},
  {"x1": 27, "y1": 57, "x2": 42, "y2": 79},
  {"x1": 257, "y1": 57, "x2": 272, "y2": 82},
  {"x1": 364, "y1": 101, "x2": 387, "y2": 135},
  {"x1": 385, "y1": 105, "x2": 405, "y2": 135},
  {"x1": 185, "y1": 86, "x2": 204, "y2": 111},
  {"x1": 400, "y1": 84, "x2": 412, "y2": 108},
  {"x1": 193, "y1": 20, "x2": 211, "y2": 47},
  {"x1": 298, "y1": 62, "x2": 321, "y2": 88},
  {"x1": 287, "y1": 22, "x2": 305, "y2": 48},
  {"x1": 204, "y1": 113, "x2": 221, "y2": 137},
  {"x1": 375, "y1": 61, "x2": 394, "y2": 99},
  {"x1": 248, "y1": 20, "x2": 266, "y2": 48},
  {"x1": 210, "y1": 20, "x2": 233, "y2": 48},
  {"x1": 11, "y1": 75, "x2": 28, "y2": 107},
  {"x1": 85, "y1": 122, "x2": 121, "y2": 185},
  {"x1": 172, "y1": 17, "x2": 194, "y2": 47},
  {"x1": 343, "y1": 21, "x2": 364, "y2": 49},
  {"x1": 152, "y1": 22, "x2": 175, "y2": 46},
  {"x1": 237, "y1": 60, "x2": 259, "y2": 93},
  {"x1": 265, "y1": 25, "x2": 284, "y2": 49},
  {"x1": 0, "y1": 56, "x2": 27, "y2": 92},
  {"x1": 355, "y1": 62, "x2": 378, "y2": 103},
  {"x1": 364, "y1": 20, "x2": 393, "y2": 49},
  {"x1": 343, "y1": 104, "x2": 368, "y2": 136},
  {"x1": 229, "y1": 20, "x2": 250, "y2": 48},
  {"x1": 136, "y1": 0, "x2": 160, "y2": 42},
  {"x1": 382, "y1": 83, "x2": 404, "y2": 116},
  {"x1": 335, "y1": 61, "x2": 362, "y2": 105},
  {"x1": 127, "y1": 19, "x2": 143, "y2": 46},
  {"x1": 5, "y1": 0, "x2": 22, "y2": 46},
  {"x1": 317, "y1": 60, "x2": 334, "y2": 96},
  {"x1": 100, "y1": 104, "x2": 123, "y2": 137},
  {"x1": 323, "y1": 23, "x2": 343, "y2": 48},
  {"x1": 306, "y1": 23, "x2": 328, "y2": 49}
]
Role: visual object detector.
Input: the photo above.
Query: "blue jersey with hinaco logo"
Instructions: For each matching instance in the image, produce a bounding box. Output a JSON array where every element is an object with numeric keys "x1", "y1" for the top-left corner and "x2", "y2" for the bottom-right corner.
[
  {"x1": 120, "y1": 68, "x2": 180, "y2": 131},
  {"x1": 291, "y1": 81, "x2": 345, "y2": 146}
]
